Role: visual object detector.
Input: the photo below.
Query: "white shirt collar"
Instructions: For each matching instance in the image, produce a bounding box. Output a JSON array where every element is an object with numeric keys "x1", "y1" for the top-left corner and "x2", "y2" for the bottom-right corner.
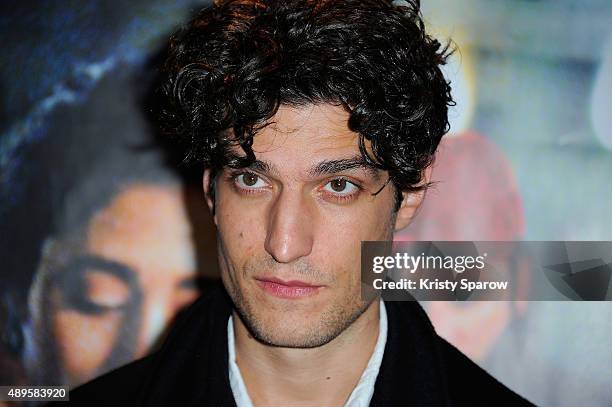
[{"x1": 228, "y1": 299, "x2": 388, "y2": 407}]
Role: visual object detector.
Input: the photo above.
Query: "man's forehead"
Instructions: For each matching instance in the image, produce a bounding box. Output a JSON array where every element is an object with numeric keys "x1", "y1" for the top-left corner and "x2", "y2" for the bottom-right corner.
[
  {"x1": 254, "y1": 104, "x2": 357, "y2": 150},
  {"x1": 226, "y1": 104, "x2": 384, "y2": 180}
]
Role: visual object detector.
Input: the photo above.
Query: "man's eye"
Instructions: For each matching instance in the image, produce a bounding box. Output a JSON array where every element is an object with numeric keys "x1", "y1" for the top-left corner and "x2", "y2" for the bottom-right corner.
[
  {"x1": 323, "y1": 178, "x2": 359, "y2": 195},
  {"x1": 235, "y1": 173, "x2": 266, "y2": 189}
]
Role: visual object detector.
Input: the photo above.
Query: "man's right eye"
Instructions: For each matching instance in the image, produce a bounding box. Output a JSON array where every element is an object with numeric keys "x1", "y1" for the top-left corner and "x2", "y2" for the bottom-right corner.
[{"x1": 234, "y1": 172, "x2": 267, "y2": 190}]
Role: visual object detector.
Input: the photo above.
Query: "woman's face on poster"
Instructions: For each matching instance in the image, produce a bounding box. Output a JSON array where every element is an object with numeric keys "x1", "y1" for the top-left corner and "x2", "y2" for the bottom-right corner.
[{"x1": 32, "y1": 183, "x2": 210, "y2": 386}]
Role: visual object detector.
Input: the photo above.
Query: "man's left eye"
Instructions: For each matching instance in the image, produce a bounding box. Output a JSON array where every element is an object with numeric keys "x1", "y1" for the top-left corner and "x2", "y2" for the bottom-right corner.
[{"x1": 323, "y1": 178, "x2": 359, "y2": 195}]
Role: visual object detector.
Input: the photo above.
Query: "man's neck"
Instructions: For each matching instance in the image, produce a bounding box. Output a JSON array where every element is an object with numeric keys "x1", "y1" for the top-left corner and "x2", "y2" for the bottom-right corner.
[{"x1": 232, "y1": 300, "x2": 381, "y2": 407}]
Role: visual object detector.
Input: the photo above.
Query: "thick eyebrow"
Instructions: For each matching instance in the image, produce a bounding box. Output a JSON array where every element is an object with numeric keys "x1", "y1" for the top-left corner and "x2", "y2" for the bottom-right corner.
[
  {"x1": 249, "y1": 159, "x2": 278, "y2": 176},
  {"x1": 63, "y1": 254, "x2": 137, "y2": 284},
  {"x1": 226, "y1": 153, "x2": 281, "y2": 177},
  {"x1": 226, "y1": 154, "x2": 382, "y2": 181},
  {"x1": 308, "y1": 156, "x2": 382, "y2": 181}
]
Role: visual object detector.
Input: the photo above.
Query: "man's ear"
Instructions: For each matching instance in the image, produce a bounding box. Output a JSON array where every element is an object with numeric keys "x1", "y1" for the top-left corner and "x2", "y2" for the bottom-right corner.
[
  {"x1": 394, "y1": 165, "x2": 433, "y2": 231},
  {"x1": 202, "y1": 169, "x2": 217, "y2": 225}
]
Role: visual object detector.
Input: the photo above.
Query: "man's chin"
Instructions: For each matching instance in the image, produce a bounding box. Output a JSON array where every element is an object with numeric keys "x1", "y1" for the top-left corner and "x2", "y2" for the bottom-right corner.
[
  {"x1": 235, "y1": 305, "x2": 327, "y2": 347},
  {"x1": 233, "y1": 295, "x2": 370, "y2": 349},
  {"x1": 241, "y1": 317, "x2": 339, "y2": 349}
]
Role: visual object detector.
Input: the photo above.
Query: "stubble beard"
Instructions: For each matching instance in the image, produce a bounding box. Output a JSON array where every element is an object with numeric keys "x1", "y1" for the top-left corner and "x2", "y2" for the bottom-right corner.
[{"x1": 221, "y1": 254, "x2": 374, "y2": 349}]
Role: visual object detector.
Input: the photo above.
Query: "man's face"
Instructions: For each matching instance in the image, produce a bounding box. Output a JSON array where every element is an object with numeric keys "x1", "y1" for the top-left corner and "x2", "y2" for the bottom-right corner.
[{"x1": 206, "y1": 104, "x2": 406, "y2": 348}]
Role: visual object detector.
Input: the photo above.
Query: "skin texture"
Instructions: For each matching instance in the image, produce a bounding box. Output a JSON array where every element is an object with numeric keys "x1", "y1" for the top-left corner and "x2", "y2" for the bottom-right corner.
[
  {"x1": 50, "y1": 184, "x2": 202, "y2": 385},
  {"x1": 204, "y1": 104, "x2": 427, "y2": 406}
]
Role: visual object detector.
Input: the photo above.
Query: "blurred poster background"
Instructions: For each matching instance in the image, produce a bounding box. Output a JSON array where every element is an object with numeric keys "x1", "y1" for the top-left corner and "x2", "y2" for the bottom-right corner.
[{"x1": 0, "y1": 1, "x2": 611, "y2": 406}]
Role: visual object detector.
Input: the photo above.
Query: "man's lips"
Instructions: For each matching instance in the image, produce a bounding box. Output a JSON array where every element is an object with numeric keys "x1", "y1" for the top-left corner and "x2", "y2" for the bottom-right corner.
[{"x1": 254, "y1": 277, "x2": 324, "y2": 299}]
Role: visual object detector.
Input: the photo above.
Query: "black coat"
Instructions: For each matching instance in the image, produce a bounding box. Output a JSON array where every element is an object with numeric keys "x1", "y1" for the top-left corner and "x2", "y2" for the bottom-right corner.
[{"x1": 66, "y1": 283, "x2": 534, "y2": 406}]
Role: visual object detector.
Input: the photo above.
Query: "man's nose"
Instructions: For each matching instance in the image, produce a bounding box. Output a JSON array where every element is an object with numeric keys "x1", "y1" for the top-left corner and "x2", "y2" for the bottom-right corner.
[{"x1": 264, "y1": 189, "x2": 314, "y2": 263}]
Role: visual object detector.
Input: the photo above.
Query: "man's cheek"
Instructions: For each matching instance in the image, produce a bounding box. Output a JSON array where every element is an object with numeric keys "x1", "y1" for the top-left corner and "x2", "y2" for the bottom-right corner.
[
  {"x1": 227, "y1": 224, "x2": 264, "y2": 257},
  {"x1": 325, "y1": 207, "x2": 384, "y2": 238}
]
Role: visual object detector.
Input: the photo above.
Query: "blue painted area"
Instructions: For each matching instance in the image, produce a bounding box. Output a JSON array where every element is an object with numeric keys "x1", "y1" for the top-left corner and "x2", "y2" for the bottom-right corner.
[{"x1": 0, "y1": 0, "x2": 201, "y2": 207}]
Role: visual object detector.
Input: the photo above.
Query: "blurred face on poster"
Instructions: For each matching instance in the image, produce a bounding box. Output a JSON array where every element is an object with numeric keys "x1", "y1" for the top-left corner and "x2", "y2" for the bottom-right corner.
[{"x1": 27, "y1": 182, "x2": 214, "y2": 386}]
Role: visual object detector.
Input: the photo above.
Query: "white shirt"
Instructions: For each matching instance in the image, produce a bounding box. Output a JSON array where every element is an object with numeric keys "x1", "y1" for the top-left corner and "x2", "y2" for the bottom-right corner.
[{"x1": 228, "y1": 300, "x2": 388, "y2": 407}]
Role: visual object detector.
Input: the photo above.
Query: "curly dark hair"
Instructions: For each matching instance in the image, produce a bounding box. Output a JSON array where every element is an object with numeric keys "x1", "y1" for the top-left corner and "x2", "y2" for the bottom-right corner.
[{"x1": 159, "y1": 0, "x2": 453, "y2": 209}]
